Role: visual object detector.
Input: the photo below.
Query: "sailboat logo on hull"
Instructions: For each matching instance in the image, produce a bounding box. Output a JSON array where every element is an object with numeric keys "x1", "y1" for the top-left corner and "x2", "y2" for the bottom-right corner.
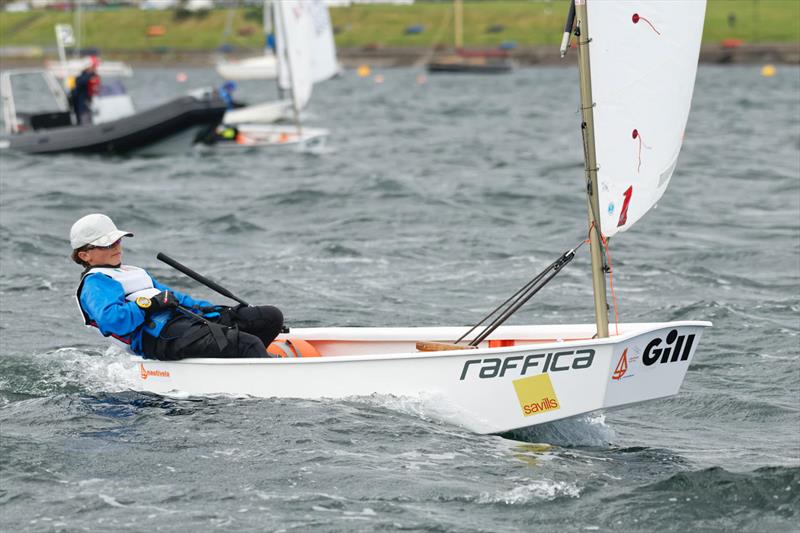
[{"x1": 612, "y1": 349, "x2": 628, "y2": 380}]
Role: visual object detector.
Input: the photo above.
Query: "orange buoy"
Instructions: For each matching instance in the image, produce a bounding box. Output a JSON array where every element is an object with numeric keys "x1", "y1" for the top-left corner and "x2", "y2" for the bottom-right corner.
[{"x1": 146, "y1": 25, "x2": 166, "y2": 37}]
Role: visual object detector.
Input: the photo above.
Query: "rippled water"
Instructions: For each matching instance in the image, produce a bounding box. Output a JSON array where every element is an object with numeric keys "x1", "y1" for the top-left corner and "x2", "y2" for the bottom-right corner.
[{"x1": 1, "y1": 65, "x2": 798, "y2": 531}]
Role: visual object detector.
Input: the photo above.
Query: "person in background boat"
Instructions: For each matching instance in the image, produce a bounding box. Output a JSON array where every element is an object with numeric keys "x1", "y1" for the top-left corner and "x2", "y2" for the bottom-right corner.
[
  {"x1": 70, "y1": 213, "x2": 284, "y2": 360},
  {"x1": 70, "y1": 56, "x2": 101, "y2": 125},
  {"x1": 218, "y1": 80, "x2": 239, "y2": 111}
]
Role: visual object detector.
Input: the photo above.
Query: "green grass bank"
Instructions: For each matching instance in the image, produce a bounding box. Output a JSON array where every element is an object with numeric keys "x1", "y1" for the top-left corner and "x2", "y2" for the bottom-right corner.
[{"x1": 1, "y1": 0, "x2": 798, "y2": 53}]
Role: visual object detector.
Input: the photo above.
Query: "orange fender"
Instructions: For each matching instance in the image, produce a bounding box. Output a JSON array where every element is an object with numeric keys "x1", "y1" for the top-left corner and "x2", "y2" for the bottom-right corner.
[{"x1": 267, "y1": 338, "x2": 320, "y2": 358}]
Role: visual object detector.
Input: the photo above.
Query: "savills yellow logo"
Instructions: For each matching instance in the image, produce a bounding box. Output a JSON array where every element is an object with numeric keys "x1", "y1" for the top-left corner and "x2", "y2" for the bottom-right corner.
[{"x1": 513, "y1": 373, "x2": 560, "y2": 417}]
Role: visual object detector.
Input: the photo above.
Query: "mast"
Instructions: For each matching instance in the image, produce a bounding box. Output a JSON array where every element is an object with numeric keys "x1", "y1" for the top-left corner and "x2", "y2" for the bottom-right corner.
[
  {"x1": 267, "y1": 0, "x2": 285, "y2": 100},
  {"x1": 574, "y1": 0, "x2": 609, "y2": 338},
  {"x1": 74, "y1": 0, "x2": 82, "y2": 60},
  {"x1": 454, "y1": 0, "x2": 463, "y2": 49}
]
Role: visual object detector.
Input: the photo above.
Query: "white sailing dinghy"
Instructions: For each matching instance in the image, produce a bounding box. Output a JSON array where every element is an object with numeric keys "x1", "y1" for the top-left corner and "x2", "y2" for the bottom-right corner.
[
  {"x1": 137, "y1": 0, "x2": 711, "y2": 435},
  {"x1": 226, "y1": 0, "x2": 329, "y2": 149},
  {"x1": 216, "y1": 56, "x2": 277, "y2": 83},
  {"x1": 223, "y1": 0, "x2": 339, "y2": 127},
  {"x1": 218, "y1": 0, "x2": 332, "y2": 149},
  {"x1": 215, "y1": 1, "x2": 278, "y2": 82}
]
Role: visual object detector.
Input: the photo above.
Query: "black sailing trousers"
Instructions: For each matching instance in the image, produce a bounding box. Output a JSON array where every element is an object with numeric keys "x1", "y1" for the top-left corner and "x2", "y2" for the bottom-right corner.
[{"x1": 142, "y1": 305, "x2": 284, "y2": 360}]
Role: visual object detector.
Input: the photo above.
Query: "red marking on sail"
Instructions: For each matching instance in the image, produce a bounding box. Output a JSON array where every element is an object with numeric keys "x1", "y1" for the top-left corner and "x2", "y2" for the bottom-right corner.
[
  {"x1": 612, "y1": 349, "x2": 628, "y2": 380},
  {"x1": 617, "y1": 186, "x2": 633, "y2": 227},
  {"x1": 633, "y1": 129, "x2": 642, "y2": 172},
  {"x1": 632, "y1": 129, "x2": 652, "y2": 173},
  {"x1": 632, "y1": 13, "x2": 661, "y2": 35}
]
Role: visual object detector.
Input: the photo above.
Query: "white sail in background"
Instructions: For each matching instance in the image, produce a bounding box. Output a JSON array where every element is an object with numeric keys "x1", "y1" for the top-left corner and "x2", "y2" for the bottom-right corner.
[
  {"x1": 587, "y1": 0, "x2": 706, "y2": 238},
  {"x1": 309, "y1": 0, "x2": 339, "y2": 83},
  {"x1": 276, "y1": 1, "x2": 314, "y2": 111}
]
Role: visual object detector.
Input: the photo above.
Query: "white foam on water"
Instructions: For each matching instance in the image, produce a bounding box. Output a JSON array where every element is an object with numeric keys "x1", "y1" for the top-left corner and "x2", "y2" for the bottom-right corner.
[
  {"x1": 351, "y1": 391, "x2": 493, "y2": 436},
  {"x1": 351, "y1": 392, "x2": 616, "y2": 446},
  {"x1": 507, "y1": 413, "x2": 616, "y2": 447},
  {"x1": 99, "y1": 494, "x2": 127, "y2": 508},
  {"x1": 36, "y1": 345, "x2": 138, "y2": 394},
  {"x1": 477, "y1": 478, "x2": 581, "y2": 504}
]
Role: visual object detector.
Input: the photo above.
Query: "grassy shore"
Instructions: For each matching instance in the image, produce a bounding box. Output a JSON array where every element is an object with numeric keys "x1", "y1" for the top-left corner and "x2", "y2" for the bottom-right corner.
[{"x1": 1, "y1": 0, "x2": 797, "y2": 52}]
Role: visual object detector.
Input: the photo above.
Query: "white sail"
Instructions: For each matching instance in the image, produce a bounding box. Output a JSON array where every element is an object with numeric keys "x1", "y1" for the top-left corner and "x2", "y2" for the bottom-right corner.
[
  {"x1": 308, "y1": 0, "x2": 339, "y2": 83},
  {"x1": 587, "y1": 0, "x2": 706, "y2": 237},
  {"x1": 275, "y1": 1, "x2": 314, "y2": 111}
]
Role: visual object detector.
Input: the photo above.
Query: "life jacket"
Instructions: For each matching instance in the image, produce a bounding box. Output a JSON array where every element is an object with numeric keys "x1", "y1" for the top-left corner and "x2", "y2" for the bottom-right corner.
[
  {"x1": 75, "y1": 265, "x2": 171, "y2": 346},
  {"x1": 267, "y1": 338, "x2": 320, "y2": 358},
  {"x1": 87, "y1": 74, "x2": 101, "y2": 97}
]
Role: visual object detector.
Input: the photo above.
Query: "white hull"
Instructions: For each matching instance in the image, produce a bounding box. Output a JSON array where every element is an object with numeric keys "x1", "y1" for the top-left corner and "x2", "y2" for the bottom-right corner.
[
  {"x1": 134, "y1": 321, "x2": 710, "y2": 434},
  {"x1": 220, "y1": 123, "x2": 329, "y2": 150},
  {"x1": 215, "y1": 55, "x2": 277, "y2": 81},
  {"x1": 223, "y1": 99, "x2": 292, "y2": 125}
]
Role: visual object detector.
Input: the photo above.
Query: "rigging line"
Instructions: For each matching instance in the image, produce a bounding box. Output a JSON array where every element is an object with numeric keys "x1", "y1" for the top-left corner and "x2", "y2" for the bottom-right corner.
[
  {"x1": 468, "y1": 246, "x2": 579, "y2": 347},
  {"x1": 586, "y1": 220, "x2": 608, "y2": 270},
  {"x1": 454, "y1": 240, "x2": 587, "y2": 345},
  {"x1": 580, "y1": 123, "x2": 605, "y2": 252},
  {"x1": 586, "y1": 221, "x2": 616, "y2": 333},
  {"x1": 468, "y1": 274, "x2": 554, "y2": 347},
  {"x1": 458, "y1": 238, "x2": 587, "y2": 345},
  {"x1": 459, "y1": 241, "x2": 585, "y2": 347},
  {"x1": 454, "y1": 261, "x2": 556, "y2": 345},
  {"x1": 598, "y1": 230, "x2": 620, "y2": 336}
]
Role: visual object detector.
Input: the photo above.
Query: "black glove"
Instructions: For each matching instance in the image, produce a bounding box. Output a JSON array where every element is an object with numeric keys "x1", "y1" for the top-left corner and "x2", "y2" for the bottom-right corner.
[{"x1": 135, "y1": 291, "x2": 179, "y2": 316}]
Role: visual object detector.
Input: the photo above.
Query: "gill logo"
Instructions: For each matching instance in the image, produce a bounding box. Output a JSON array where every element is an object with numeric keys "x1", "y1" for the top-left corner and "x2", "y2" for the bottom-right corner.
[
  {"x1": 643, "y1": 330, "x2": 695, "y2": 366},
  {"x1": 139, "y1": 363, "x2": 170, "y2": 380},
  {"x1": 612, "y1": 349, "x2": 628, "y2": 380}
]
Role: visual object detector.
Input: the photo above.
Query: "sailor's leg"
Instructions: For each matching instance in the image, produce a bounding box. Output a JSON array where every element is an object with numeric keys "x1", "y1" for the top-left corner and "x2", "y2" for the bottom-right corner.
[
  {"x1": 226, "y1": 305, "x2": 284, "y2": 347},
  {"x1": 176, "y1": 326, "x2": 268, "y2": 359},
  {"x1": 144, "y1": 316, "x2": 271, "y2": 359}
]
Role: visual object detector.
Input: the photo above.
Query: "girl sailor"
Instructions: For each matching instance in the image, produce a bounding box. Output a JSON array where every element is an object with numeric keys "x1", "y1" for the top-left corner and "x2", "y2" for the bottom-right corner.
[{"x1": 71, "y1": 213, "x2": 283, "y2": 360}]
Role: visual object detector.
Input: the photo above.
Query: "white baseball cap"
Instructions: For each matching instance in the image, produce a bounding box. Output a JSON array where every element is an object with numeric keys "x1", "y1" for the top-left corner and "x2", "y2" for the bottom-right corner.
[{"x1": 70, "y1": 213, "x2": 133, "y2": 249}]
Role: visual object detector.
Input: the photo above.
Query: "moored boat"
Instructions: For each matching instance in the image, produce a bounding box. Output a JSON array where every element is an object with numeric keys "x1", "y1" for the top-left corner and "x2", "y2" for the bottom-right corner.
[
  {"x1": 426, "y1": 51, "x2": 514, "y2": 74},
  {"x1": 0, "y1": 69, "x2": 227, "y2": 156},
  {"x1": 426, "y1": 0, "x2": 514, "y2": 74}
]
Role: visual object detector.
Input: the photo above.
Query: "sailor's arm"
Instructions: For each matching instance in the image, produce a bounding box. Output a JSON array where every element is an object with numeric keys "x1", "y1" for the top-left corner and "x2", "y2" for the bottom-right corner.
[
  {"x1": 79, "y1": 274, "x2": 146, "y2": 336},
  {"x1": 149, "y1": 274, "x2": 213, "y2": 310}
]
